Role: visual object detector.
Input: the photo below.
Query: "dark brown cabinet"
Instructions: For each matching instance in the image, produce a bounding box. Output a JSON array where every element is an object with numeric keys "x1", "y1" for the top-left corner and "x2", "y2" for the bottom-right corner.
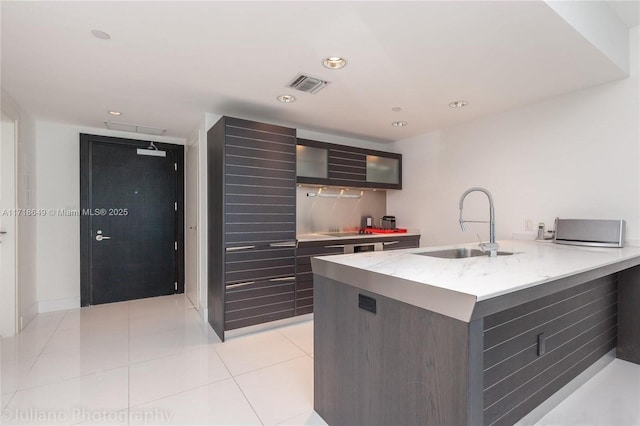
[
  {"x1": 296, "y1": 235, "x2": 420, "y2": 315},
  {"x1": 208, "y1": 117, "x2": 297, "y2": 340},
  {"x1": 296, "y1": 138, "x2": 402, "y2": 190}
]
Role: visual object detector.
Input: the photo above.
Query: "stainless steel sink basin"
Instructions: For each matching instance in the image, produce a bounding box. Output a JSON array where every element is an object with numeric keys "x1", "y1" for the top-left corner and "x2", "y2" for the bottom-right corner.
[{"x1": 414, "y1": 247, "x2": 515, "y2": 259}]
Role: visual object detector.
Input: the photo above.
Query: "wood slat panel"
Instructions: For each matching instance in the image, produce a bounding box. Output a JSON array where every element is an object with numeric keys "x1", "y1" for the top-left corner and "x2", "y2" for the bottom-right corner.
[
  {"x1": 482, "y1": 274, "x2": 618, "y2": 426},
  {"x1": 226, "y1": 281, "x2": 295, "y2": 302},
  {"x1": 484, "y1": 299, "x2": 617, "y2": 388},
  {"x1": 484, "y1": 310, "x2": 617, "y2": 407},
  {"x1": 225, "y1": 194, "x2": 295, "y2": 206},
  {"x1": 225, "y1": 154, "x2": 294, "y2": 170},
  {"x1": 225, "y1": 144, "x2": 294, "y2": 161},
  {"x1": 226, "y1": 135, "x2": 295, "y2": 154},
  {"x1": 226, "y1": 299, "x2": 295, "y2": 322},
  {"x1": 484, "y1": 289, "x2": 618, "y2": 371},
  {"x1": 225, "y1": 183, "x2": 295, "y2": 197},
  {"x1": 226, "y1": 291, "x2": 295, "y2": 313},
  {"x1": 225, "y1": 117, "x2": 296, "y2": 137},
  {"x1": 485, "y1": 332, "x2": 616, "y2": 425},
  {"x1": 484, "y1": 278, "x2": 616, "y2": 349},
  {"x1": 225, "y1": 164, "x2": 296, "y2": 180},
  {"x1": 296, "y1": 305, "x2": 314, "y2": 316},
  {"x1": 225, "y1": 204, "x2": 295, "y2": 215},
  {"x1": 484, "y1": 275, "x2": 615, "y2": 329},
  {"x1": 225, "y1": 308, "x2": 295, "y2": 330}
]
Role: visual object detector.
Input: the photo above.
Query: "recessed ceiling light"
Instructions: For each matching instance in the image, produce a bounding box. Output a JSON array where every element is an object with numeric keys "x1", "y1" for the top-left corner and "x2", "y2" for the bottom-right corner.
[
  {"x1": 322, "y1": 57, "x2": 347, "y2": 70},
  {"x1": 91, "y1": 29, "x2": 111, "y2": 40},
  {"x1": 391, "y1": 121, "x2": 408, "y2": 127},
  {"x1": 108, "y1": 110, "x2": 122, "y2": 116},
  {"x1": 391, "y1": 107, "x2": 402, "y2": 112},
  {"x1": 277, "y1": 94, "x2": 296, "y2": 103},
  {"x1": 449, "y1": 100, "x2": 469, "y2": 108}
]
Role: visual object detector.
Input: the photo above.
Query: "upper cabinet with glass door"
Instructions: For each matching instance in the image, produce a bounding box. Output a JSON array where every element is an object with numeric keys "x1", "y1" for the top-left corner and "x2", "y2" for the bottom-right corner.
[{"x1": 296, "y1": 138, "x2": 401, "y2": 190}]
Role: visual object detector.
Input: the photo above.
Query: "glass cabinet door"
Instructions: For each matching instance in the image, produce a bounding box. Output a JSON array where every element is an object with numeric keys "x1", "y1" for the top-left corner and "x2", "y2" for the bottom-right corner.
[
  {"x1": 297, "y1": 145, "x2": 328, "y2": 179},
  {"x1": 366, "y1": 155, "x2": 399, "y2": 185}
]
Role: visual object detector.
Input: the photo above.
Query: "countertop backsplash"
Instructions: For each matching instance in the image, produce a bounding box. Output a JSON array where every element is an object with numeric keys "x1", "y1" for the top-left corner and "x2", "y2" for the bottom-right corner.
[{"x1": 296, "y1": 187, "x2": 387, "y2": 234}]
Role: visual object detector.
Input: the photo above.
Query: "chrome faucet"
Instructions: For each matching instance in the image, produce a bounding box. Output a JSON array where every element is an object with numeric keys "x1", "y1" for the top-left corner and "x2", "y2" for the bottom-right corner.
[{"x1": 459, "y1": 187, "x2": 499, "y2": 257}]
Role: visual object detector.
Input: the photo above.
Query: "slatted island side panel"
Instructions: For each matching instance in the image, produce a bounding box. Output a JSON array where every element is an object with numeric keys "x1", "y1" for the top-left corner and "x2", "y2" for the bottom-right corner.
[{"x1": 482, "y1": 274, "x2": 618, "y2": 425}]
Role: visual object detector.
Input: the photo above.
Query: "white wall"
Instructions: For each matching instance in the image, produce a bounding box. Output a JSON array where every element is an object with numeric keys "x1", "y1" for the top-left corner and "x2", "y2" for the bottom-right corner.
[
  {"x1": 1, "y1": 90, "x2": 38, "y2": 330},
  {"x1": 34, "y1": 121, "x2": 185, "y2": 312},
  {"x1": 388, "y1": 26, "x2": 639, "y2": 247}
]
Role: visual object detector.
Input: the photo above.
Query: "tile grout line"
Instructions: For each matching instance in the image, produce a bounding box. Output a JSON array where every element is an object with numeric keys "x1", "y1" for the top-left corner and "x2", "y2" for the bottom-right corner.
[
  {"x1": 210, "y1": 340, "x2": 265, "y2": 425},
  {"x1": 276, "y1": 328, "x2": 313, "y2": 356}
]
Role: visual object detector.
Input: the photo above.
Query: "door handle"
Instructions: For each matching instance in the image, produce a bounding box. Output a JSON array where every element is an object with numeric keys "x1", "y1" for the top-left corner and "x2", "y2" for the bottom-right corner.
[
  {"x1": 0, "y1": 231, "x2": 7, "y2": 235},
  {"x1": 96, "y1": 235, "x2": 112, "y2": 241}
]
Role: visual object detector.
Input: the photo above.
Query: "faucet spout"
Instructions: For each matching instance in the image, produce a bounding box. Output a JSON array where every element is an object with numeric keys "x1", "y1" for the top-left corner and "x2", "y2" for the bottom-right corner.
[{"x1": 459, "y1": 187, "x2": 498, "y2": 254}]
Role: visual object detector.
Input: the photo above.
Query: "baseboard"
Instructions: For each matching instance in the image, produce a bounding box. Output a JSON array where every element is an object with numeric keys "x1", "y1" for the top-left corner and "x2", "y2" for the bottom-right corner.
[
  {"x1": 38, "y1": 296, "x2": 80, "y2": 313},
  {"x1": 515, "y1": 349, "x2": 616, "y2": 426},
  {"x1": 225, "y1": 313, "x2": 313, "y2": 340},
  {"x1": 20, "y1": 302, "x2": 39, "y2": 331}
]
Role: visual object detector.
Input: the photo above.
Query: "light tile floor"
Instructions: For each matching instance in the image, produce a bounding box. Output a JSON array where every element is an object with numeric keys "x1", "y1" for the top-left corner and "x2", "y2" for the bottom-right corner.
[{"x1": 0, "y1": 294, "x2": 638, "y2": 426}]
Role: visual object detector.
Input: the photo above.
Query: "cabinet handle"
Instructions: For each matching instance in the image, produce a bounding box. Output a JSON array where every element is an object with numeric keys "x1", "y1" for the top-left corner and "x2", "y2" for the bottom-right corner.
[
  {"x1": 226, "y1": 245, "x2": 256, "y2": 252},
  {"x1": 269, "y1": 241, "x2": 297, "y2": 248},
  {"x1": 269, "y1": 276, "x2": 296, "y2": 282},
  {"x1": 227, "y1": 281, "x2": 255, "y2": 289},
  {"x1": 383, "y1": 241, "x2": 400, "y2": 246},
  {"x1": 324, "y1": 244, "x2": 346, "y2": 249}
]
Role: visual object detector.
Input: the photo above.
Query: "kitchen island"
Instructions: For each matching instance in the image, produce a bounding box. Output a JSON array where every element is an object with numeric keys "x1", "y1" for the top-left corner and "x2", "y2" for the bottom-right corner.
[{"x1": 311, "y1": 240, "x2": 640, "y2": 426}]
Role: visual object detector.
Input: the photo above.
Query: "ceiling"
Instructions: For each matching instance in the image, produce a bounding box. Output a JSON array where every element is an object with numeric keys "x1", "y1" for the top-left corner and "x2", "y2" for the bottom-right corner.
[{"x1": 1, "y1": 1, "x2": 637, "y2": 143}]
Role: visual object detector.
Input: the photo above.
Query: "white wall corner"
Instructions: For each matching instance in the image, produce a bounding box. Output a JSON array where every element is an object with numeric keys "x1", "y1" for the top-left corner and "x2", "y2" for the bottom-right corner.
[{"x1": 544, "y1": 0, "x2": 631, "y2": 74}]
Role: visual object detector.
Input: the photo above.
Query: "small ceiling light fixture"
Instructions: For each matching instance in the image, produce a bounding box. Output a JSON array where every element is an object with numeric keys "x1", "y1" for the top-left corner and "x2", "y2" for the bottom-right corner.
[
  {"x1": 277, "y1": 94, "x2": 296, "y2": 103},
  {"x1": 108, "y1": 110, "x2": 122, "y2": 116},
  {"x1": 322, "y1": 57, "x2": 347, "y2": 70},
  {"x1": 391, "y1": 106, "x2": 402, "y2": 112},
  {"x1": 91, "y1": 29, "x2": 111, "y2": 40},
  {"x1": 449, "y1": 100, "x2": 469, "y2": 108},
  {"x1": 392, "y1": 121, "x2": 408, "y2": 127}
]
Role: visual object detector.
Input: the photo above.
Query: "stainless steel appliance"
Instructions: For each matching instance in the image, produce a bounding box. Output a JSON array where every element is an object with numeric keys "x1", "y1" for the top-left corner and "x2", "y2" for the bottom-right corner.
[
  {"x1": 326, "y1": 241, "x2": 384, "y2": 254},
  {"x1": 553, "y1": 218, "x2": 626, "y2": 248}
]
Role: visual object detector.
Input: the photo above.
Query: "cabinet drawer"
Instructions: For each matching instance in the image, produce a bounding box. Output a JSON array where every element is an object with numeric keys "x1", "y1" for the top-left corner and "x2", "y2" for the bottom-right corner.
[
  {"x1": 225, "y1": 278, "x2": 295, "y2": 330},
  {"x1": 225, "y1": 246, "x2": 295, "y2": 284},
  {"x1": 381, "y1": 236, "x2": 420, "y2": 251}
]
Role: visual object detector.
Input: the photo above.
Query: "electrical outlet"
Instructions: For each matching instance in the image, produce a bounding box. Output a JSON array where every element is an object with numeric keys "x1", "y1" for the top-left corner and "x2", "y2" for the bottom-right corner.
[{"x1": 526, "y1": 219, "x2": 533, "y2": 231}]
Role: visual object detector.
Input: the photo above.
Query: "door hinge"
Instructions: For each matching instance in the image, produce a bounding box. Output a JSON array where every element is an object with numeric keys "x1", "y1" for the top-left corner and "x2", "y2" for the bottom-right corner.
[
  {"x1": 174, "y1": 241, "x2": 178, "y2": 251},
  {"x1": 174, "y1": 163, "x2": 177, "y2": 171},
  {"x1": 174, "y1": 202, "x2": 177, "y2": 211},
  {"x1": 174, "y1": 282, "x2": 178, "y2": 291}
]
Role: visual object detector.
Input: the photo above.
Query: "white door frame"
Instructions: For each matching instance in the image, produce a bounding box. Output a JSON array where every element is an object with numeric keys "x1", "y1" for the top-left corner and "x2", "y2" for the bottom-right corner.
[
  {"x1": 1, "y1": 110, "x2": 19, "y2": 337},
  {"x1": 185, "y1": 136, "x2": 200, "y2": 310}
]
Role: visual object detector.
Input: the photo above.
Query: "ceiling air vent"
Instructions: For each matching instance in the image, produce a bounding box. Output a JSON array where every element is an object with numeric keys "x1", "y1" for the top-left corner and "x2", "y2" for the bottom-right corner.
[
  {"x1": 288, "y1": 73, "x2": 330, "y2": 94},
  {"x1": 105, "y1": 121, "x2": 166, "y2": 136}
]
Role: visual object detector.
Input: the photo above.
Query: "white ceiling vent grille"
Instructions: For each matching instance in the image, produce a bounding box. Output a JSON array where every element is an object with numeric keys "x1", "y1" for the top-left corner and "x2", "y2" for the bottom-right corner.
[
  {"x1": 288, "y1": 73, "x2": 330, "y2": 94},
  {"x1": 105, "y1": 121, "x2": 166, "y2": 136}
]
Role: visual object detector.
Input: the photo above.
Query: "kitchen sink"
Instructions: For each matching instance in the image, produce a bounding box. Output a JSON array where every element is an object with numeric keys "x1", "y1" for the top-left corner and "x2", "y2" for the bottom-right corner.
[{"x1": 414, "y1": 247, "x2": 515, "y2": 259}]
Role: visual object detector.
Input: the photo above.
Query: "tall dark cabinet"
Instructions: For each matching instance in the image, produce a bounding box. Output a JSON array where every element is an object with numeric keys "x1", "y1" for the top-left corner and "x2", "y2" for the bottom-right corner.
[{"x1": 207, "y1": 117, "x2": 297, "y2": 341}]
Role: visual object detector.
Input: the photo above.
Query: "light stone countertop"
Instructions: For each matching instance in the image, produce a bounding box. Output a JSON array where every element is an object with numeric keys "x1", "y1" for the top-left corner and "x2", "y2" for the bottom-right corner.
[
  {"x1": 297, "y1": 230, "x2": 421, "y2": 242},
  {"x1": 311, "y1": 239, "x2": 640, "y2": 322}
]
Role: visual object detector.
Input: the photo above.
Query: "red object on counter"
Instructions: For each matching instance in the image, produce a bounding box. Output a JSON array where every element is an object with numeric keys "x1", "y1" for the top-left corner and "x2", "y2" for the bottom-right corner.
[{"x1": 368, "y1": 228, "x2": 407, "y2": 234}]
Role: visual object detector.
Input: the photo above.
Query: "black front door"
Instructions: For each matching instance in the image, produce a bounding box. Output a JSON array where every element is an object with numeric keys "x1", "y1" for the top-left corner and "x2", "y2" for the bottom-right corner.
[{"x1": 80, "y1": 134, "x2": 184, "y2": 305}]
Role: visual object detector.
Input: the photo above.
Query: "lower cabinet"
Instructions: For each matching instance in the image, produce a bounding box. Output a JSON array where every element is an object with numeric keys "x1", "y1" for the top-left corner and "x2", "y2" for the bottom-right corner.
[
  {"x1": 296, "y1": 243, "x2": 346, "y2": 316},
  {"x1": 224, "y1": 244, "x2": 296, "y2": 330},
  {"x1": 296, "y1": 235, "x2": 420, "y2": 315}
]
